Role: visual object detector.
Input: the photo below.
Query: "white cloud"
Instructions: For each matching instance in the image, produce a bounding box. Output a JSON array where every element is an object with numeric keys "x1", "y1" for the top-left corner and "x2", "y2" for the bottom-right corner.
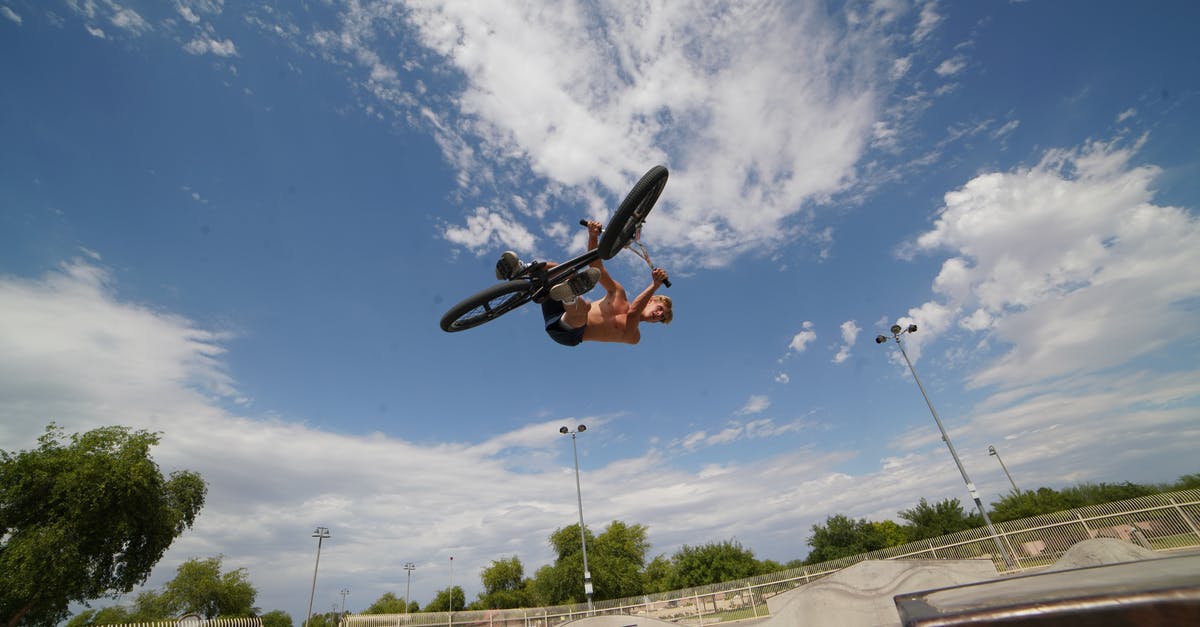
[
  {"x1": 293, "y1": 1, "x2": 932, "y2": 266},
  {"x1": 775, "y1": 372, "x2": 790, "y2": 384},
  {"x1": 86, "y1": 24, "x2": 106, "y2": 38},
  {"x1": 184, "y1": 37, "x2": 238, "y2": 57},
  {"x1": 990, "y1": 119, "x2": 1019, "y2": 142},
  {"x1": 934, "y1": 55, "x2": 966, "y2": 77},
  {"x1": 109, "y1": 5, "x2": 149, "y2": 34},
  {"x1": 1116, "y1": 108, "x2": 1136, "y2": 123},
  {"x1": 832, "y1": 319, "x2": 861, "y2": 364},
  {"x1": 442, "y1": 207, "x2": 539, "y2": 256},
  {"x1": 1, "y1": 6, "x2": 21, "y2": 24},
  {"x1": 912, "y1": 1, "x2": 942, "y2": 42},
  {"x1": 910, "y1": 135, "x2": 1200, "y2": 387},
  {"x1": 736, "y1": 395, "x2": 770, "y2": 416},
  {"x1": 789, "y1": 321, "x2": 817, "y2": 353}
]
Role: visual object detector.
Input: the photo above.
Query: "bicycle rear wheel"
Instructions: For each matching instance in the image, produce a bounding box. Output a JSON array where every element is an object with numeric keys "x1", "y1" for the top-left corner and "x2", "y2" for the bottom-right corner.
[
  {"x1": 598, "y1": 165, "x2": 669, "y2": 260},
  {"x1": 440, "y1": 280, "x2": 535, "y2": 332}
]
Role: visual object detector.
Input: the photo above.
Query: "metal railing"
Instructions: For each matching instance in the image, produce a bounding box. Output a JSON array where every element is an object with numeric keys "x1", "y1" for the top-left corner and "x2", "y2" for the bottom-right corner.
[
  {"x1": 343, "y1": 489, "x2": 1200, "y2": 627},
  {"x1": 101, "y1": 619, "x2": 263, "y2": 627}
]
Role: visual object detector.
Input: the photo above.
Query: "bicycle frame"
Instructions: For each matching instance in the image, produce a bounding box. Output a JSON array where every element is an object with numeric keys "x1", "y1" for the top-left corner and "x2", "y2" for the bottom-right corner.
[{"x1": 517, "y1": 247, "x2": 603, "y2": 304}]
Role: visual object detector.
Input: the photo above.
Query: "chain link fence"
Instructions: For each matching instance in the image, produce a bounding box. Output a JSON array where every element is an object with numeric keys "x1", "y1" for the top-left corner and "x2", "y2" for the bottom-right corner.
[{"x1": 343, "y1": 489, "x2": 1200, "y2": 627}]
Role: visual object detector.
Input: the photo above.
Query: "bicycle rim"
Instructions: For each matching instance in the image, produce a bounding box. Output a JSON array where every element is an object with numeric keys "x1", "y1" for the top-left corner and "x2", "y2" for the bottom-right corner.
[
  {"x1": 599, "y1": 165, "x2": 668, "y2": 260},
  {"x1": 440, "y1": 280, "x2": 534, "y2": 332}
]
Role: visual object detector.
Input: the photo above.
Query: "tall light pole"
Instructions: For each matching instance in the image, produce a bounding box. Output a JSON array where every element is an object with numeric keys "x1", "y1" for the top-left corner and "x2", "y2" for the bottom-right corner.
[
  {"x1": 989, "y1": 445, "x2": 1020, "y2": 493},
  {"x1": 560, "y1": 425, "x2": 594, "y2": 614},
  {"x1": 305, "y1": 527, "x2": 331, "y2": 627},
  {"x1": 876, "y1": 324, "x2": 1014, "y2": 568},
  {"x1": 339, "y1": 589, "x2": 349, "y2": 613},
  {"x1": 448, "y1": 556, "x2": 454, "y2": 612},
  {"x1": 403, "y1": 562, "x2": 415, "y2": 615}
]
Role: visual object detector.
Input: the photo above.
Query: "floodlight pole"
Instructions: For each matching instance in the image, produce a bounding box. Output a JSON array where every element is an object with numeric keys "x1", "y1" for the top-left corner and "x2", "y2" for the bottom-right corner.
[
  {"x1": 560, "y1": 425, "x2": 594, "y2": 614},
  {"x1": 989, "y1": 445, "x2": 1021, "y2": 493},
  {"x1": 404, "y1": 562, "x2": 415, "y2": 615},
  {"x1": 305, "y1": 527, "x2": 331, "y2": 627},
  {"x1": 877, "y1": 325, "x2": 1014, "y2": 569}
]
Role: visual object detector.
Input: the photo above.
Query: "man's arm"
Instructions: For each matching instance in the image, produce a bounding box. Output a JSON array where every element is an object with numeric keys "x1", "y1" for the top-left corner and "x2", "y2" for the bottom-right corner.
[{"x1": 627, "y1": 268, "x2": 668, "y2": 317}]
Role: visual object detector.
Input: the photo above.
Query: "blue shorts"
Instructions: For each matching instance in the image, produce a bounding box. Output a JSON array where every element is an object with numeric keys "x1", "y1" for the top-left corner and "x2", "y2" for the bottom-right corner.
[{"x1": 542, "y1": 300, "x2": 585, "y2": 347}]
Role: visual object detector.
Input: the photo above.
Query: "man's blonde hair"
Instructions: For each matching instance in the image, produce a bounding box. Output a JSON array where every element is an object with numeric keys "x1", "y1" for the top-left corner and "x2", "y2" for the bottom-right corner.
[{"x1": 651, "y1": 294, "x2": 673, "y2": 324}]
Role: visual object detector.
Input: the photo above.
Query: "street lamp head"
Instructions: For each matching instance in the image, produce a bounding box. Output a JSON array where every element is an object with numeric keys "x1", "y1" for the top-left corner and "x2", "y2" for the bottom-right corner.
[
  {"x1": 907, "y1": 324, "x2": 918, "y2": 333},
  {"x1": 312, "y1": 527, "x2": 330, "y2": 538},
  {"x1": 577, "y1": 424, "x2": 587, "y2": 432},
  {"x1": 559, "y1": 426, "x2": 569, "y2": 434},
  {"x1": 875, "y1": 335, "x2": 887, "y2": 344},
  {"x1": 988, "y1": 445, "x2": 997, "y2": 455},
  {"x1": 890, "y1": 324, "x2": 902, "y2": 335}
]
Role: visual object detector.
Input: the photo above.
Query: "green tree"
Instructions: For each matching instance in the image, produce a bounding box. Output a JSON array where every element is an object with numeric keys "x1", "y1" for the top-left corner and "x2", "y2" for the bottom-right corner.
[
  {"x1": 755, "y1": 559, "x2": 784, "y2": 575},
  {"x1": 260, "y1": 610, "x2": 293, "y2": 627},
  {"x1": 590, "y1": 521, "x2": 650, "y2": 600},
  {"x1": 898, "y1": 498, "x2": 982, "y2": 540},
  {"x1": 989, "y1": 487, "x2": 1076, "y2": 522},
  {"x1": 424, "y1": 587, "x2": 464, "y2": 612},
  {"x1": 475, "y1": 557, "x2": 529, "y2": 609},
  {"x1": 160, "y1": 556, "x2": 257, "y2": 618},
  {"x1": 530, "y1": 521, "x2": 651, "y2": 604},
  {"x1": 804, "y1": 514, "x2": 891, "y2": 564},
  {"x1": 1170, "y1": 473, "x2": 1200, "y2": 490},
  {"x1": 363, "y1": 593, "x2": 408, "y2": 614},
  {"x1": 642, "y1": 555, "x2": 673, "y2": 594},
  {"x1": 1, "y1": 425, "x2": 207, "y2": 627},
  {"x1": 668, "y1": 539, "x2": 759, "y2": 589}
]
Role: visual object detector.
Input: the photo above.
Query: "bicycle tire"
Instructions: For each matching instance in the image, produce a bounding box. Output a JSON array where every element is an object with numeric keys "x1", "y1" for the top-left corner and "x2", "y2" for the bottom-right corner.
[
  {"x1": 598, "y1": 165, "x2": 669, "y2": 260},
  {"x1": 440, "y1": 280, "x2": 535, "y2": 332}
]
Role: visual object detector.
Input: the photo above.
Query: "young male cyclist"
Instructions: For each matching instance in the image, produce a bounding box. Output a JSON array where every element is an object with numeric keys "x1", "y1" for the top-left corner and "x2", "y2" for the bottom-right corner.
[{"x1": 495, "y1": 220, "x2": 672, "y2": 346}]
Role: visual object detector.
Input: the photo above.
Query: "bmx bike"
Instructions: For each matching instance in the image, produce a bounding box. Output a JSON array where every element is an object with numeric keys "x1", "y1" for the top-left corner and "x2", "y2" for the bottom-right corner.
[{"x1": 440, "y1": 165, "x2": 670, "y2": 332}]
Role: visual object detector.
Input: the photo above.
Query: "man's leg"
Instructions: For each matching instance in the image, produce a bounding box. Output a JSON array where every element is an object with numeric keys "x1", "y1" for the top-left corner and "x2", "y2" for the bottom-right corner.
[{"x1": 561, "y1": 298, "x2": 590, "y2": 328}]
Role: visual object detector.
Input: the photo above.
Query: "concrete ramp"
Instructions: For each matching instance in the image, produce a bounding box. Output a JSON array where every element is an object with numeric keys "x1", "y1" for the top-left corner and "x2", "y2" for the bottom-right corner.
[
  {"x1": 563, "y1": 615, "x2": 678, "y2": 627},
  {"x1": 764, "y1": 560, "x2": 998, "y2": 627},
  {"x1": 1046, "y1": 537, "x2": 1161, "y2": 571}
]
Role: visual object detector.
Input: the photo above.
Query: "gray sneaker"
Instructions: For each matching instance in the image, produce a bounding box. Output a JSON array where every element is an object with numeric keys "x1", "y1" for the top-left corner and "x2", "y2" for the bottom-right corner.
[
  {"x1": 550, "y1": 267, "x2": 601, "y2": 303},
  {"x1": 495, "y1": 251, "x2": 526, "y2": 280}
]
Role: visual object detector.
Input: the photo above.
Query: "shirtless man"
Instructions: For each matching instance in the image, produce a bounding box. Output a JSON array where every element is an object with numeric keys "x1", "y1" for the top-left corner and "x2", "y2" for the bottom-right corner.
[{"x1": 495, "y1": 220, "x2": 672, "y2": 346}]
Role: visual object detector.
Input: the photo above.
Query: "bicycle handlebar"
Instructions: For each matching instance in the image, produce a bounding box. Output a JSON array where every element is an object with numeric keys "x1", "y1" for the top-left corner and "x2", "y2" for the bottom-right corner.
[{"x1": 580, "y1": 219, "x2": 671, "y2": 288}]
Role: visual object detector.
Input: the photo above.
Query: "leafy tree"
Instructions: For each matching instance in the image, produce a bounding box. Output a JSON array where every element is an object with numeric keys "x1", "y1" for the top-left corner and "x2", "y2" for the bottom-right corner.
[
  {"x1": 475, "y1": 557, "x2": 530, "y2": 609},
  {"x1": 870, "y1": 520, "x2": 910, "y2": 548},
  {"x1": 260, "y1": 610, "x2": 293, "y2": 627},
  {"x1": 363, "y1": 593, "x2": 409, "y2": 614},
  {"x1": 804, "y1": 514, "x2": 891, "y2": 564},
  {"x1": 642, "y1": 555, "x2": 673, "y2": 594},
  {"x1": 126, "y1": 590, "x2": 174, "y2": 622},
  {"x1": 668, "y1": 539, "x2": 759, "y2": 589},
  {"x1": 160, "y1": 556, "x2": 257, "y2": 618},
  {"x1": 530, "y1": 521, "x2": 650, "y2": 604},
  {"x1": 590, "y1": 521, "x2": 649, "y2": 600},
  {"x1": 1, "y1": 425, "x2": 206, "y2": 627},
  {"x1": 755, "y1": 559, "x2": 784, "y2": 575},
  {"x1": 423, "y1": 587, "x2": 464, "y2": 612},
  {"x1": 898, "y1": 498, "x2": 983, "y2": 540},
  {"x1": 989, "y1": 487, "x2": 1076, "y2": 522},
  {"x1": 1170, "y1": 473, "x2": 1200, "y2": 490}
]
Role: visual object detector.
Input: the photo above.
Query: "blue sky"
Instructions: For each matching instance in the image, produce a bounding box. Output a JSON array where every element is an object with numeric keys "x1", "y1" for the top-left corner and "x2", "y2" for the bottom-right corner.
[{"x1": 2, "y1": 0, "x2": 1199, "y2": 620}]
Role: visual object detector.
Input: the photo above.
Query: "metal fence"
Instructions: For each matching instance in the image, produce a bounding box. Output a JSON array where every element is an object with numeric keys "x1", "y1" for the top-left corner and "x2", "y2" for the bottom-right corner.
[
  {"x1": 343, "y1": 489, "x2": 1200, "y2": 627},
  {"x1": 103, "y1": 618, "x2": 263, "y2": 627}
]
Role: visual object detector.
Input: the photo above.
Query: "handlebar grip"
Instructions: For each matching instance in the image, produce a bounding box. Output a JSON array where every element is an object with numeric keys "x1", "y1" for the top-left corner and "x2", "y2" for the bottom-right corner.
[{"x1": 579, "y1": 219, "x2": 589, "y2": 227}]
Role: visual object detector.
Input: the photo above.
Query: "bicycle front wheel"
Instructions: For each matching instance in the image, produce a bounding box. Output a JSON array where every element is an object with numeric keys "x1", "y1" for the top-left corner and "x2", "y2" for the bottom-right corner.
[
  {"x1": 440, "y1": 280, "x2": 535, "y2": 332},
  {"x1": 598, "y1": 165, "x2": 669, "y2": 260}
]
